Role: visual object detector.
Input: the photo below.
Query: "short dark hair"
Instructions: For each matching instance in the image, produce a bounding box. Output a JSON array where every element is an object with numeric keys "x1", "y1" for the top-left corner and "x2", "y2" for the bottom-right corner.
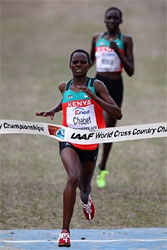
[
  {"x1": 105, "y1": 7, "x2": 123, "y2": 19},
  {"x1": 70, "y1": 49, "x2": 91, "y2": 65}
]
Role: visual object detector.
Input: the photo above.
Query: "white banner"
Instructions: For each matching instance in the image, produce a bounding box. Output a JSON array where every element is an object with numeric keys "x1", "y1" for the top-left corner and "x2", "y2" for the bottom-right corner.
[{"x1": 0, "y1": 119, "x2": 166, "y2": 144}]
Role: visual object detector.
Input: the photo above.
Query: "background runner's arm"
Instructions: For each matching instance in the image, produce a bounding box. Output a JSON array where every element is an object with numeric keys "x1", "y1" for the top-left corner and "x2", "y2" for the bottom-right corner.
[
  {"x1": 90, "y1": 33, "x2": 100, "y2": 67},
  {"x1": 110, "y1": 36, "x2": 134, "y2": 76}
]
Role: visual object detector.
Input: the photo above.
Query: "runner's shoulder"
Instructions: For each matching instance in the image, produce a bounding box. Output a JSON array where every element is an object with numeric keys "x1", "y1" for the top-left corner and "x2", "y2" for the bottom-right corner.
[
  {"x1": 94, "y1": 79, "x2": 106, "y2": 91},
  {"x1": 58, "y1": 82, "x2": 66, "y2": 93},
  {"x1": 123, "y1": 33, "x2": 133, "y2": 44},
  {"x1": 92, "y1": 32, "x2": 103, "y2": 42}
]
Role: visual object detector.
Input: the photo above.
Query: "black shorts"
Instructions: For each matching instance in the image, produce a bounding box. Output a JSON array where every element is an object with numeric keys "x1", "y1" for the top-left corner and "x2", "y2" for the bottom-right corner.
[
  {"x1": 96, "y1": 73, "x2": 124, "y2": 104},
  {"x1": 59, "y1": 142, "x2": 98, "y2": 162}
]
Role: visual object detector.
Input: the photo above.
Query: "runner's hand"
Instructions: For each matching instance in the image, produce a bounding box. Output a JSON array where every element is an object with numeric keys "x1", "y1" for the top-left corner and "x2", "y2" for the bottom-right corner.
[
  {"x1": 110, "y1": 39, "x2": 119, "y2": 53},
  {"x1": 35, "y1": 111, "x2": 55, "y2": 120}
]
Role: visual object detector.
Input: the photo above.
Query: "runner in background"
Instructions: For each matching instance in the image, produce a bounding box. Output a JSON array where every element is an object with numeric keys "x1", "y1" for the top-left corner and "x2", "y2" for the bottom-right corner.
[
  {"x1": 36, "y1": 49, "x2": 122, "y2": 247},
  {"x1": 90, "y1": 7, "x2": 134, "y2": 188}
]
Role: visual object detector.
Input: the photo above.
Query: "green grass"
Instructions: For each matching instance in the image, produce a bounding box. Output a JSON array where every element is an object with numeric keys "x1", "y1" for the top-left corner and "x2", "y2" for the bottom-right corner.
[{"x1": 0, "y1": 0, "x2": 166, "y2": 230}]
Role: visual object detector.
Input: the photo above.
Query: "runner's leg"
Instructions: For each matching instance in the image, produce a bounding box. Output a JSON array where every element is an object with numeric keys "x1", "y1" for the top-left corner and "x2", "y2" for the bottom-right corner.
[
  {"x1": 79, "y1": 161, "x2": 96, "y2": 203},
  {"x1": 60, "y1": 147, "x2": 81, "y2": 232}
]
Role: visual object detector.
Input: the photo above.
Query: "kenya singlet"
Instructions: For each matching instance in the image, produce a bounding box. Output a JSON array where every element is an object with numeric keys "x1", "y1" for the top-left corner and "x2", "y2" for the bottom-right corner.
[
  {"x1": 95, "y1": 32, "x2": 125, "y2": 72},
  {"x1": 61, "y1": 77, "x2": 106, "y2": 150}
]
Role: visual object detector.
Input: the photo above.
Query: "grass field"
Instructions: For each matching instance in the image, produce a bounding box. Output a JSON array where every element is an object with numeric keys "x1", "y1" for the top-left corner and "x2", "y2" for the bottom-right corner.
[{"x1": 0, "y1": 0, "x2": 166, "y2": 230}]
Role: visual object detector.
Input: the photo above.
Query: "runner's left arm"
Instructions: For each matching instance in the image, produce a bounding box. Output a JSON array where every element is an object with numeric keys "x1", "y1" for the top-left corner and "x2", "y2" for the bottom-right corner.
[
  {"x1": 76, "y1": 81, "x2": 122, "y2": 120},
  {"x1": 110, "y1": 35, "x2": 134, "y2": 76},
  {"x1": 89, "y1": 33, "x2": 100, "y2": 67}
]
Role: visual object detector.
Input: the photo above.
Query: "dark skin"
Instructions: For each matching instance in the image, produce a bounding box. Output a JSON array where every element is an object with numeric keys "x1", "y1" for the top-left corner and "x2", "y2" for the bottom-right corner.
[
  {"x1": 90, "y1": 8, "x2": 134, "y2": 171},
  {"x1": 36, "y1": 52, "x2": 122, "y2": 232},
  {"x1": 90, "y1": 9, "x2": 134, "y2": 79}
]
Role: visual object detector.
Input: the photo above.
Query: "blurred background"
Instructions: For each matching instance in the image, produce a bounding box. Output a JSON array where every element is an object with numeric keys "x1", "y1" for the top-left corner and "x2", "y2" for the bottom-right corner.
[{"x1": 0, "y1": 0, "x2": 166, "y2": 229}]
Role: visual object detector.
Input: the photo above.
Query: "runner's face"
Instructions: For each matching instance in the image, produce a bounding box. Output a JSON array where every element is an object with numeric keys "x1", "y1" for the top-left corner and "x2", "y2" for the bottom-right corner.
[
  {"x1": 70, "y1": 53, "x2": 90, "y2": 76},
  {"x1": 105, "y1": 9, "x2": 122, "y2": 32}
]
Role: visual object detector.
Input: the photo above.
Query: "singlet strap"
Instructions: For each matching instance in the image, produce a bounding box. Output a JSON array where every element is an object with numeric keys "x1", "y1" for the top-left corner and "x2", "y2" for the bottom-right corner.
[
  {"x1": 96, "y1": 32, "x2": 105, "y2": 42},
  {"x1": 87, "y1": 77, "x2": 96, "y2": 88},
  {"x1": 120, "y1": 33, "x2": 123, "y2": 42},
  {"x1": 101, "y1": 32, "x2": 106, "y2": 38},
  {"x1": 86, "y1": 77, "x2": 90, "y2": 87},
  {"x1": 66, "y1": 79, "x2": 73, "y2": 90},
  {"x1": 90, "y1": 77, "x2": 96, "y2": 87}
]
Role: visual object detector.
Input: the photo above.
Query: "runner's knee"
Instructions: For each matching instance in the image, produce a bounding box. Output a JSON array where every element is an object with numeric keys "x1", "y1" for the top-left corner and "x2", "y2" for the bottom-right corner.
[{"x1": 67, "y1": 174, "x2": 79, "y2": 187}]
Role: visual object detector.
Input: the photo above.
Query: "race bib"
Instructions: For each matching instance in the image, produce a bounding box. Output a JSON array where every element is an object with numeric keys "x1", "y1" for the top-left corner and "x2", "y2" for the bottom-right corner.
[
  {"x1": 66, "y1": 104, "x2": 98, "y2": 130},
  {"x1": 96, "y1": 47, "x2": 121, "y2": 72}
]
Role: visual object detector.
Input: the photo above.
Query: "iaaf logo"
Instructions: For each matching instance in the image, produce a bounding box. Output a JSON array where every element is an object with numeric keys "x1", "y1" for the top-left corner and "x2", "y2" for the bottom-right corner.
[
  {"x1": 48, "y1": 125, "x2": 65, "y2": 139},
  {"x1": 73, "y1": 107, "x2": 90, "y2": 115}
]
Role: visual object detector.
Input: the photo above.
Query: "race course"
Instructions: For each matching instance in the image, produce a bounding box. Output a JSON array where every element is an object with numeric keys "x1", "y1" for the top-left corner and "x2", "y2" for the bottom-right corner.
[{"x1": 1, "y1": 228, "x2": 167, "y2": 250}]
